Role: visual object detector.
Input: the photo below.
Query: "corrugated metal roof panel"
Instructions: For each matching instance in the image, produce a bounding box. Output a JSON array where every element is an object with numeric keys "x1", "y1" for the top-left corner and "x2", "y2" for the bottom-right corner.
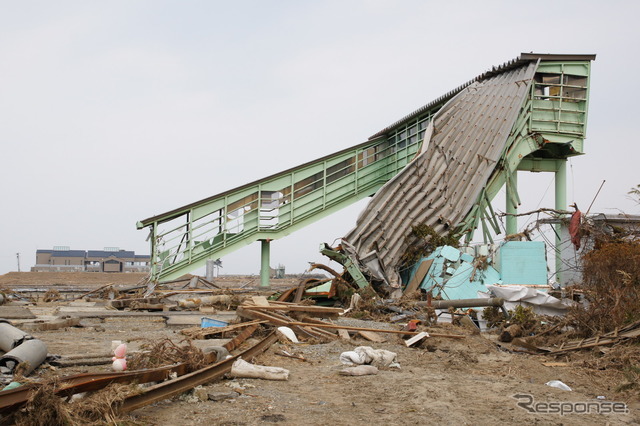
[{"x1": 343, "y1": 62, "x2": 538, "y2": 286}]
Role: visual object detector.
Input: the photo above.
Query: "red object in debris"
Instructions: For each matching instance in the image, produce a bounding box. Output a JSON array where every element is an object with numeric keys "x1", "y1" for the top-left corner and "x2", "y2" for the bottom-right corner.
[
  {"x1": 569, "y1": 209, "x2": 582, "y2": 250},
  {"x1": 406, "y1": 320, "x2": 421, "y2": 331}
]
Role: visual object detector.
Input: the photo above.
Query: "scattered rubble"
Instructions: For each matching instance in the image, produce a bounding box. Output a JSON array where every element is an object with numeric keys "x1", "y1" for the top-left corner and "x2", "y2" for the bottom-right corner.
[{"x1": 0, "y1": 255, "x2": 638, "y2": 424}]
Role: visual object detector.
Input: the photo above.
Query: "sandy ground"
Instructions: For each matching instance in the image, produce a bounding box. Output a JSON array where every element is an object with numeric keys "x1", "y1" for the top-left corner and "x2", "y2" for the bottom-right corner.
[{"x1": 0, "y1": 273, "x2": 638, "y2": 425}]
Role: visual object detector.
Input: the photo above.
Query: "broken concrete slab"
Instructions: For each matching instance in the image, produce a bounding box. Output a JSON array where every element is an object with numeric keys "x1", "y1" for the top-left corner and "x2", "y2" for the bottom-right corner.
[
  {"x1": 21, "y1": 317, "x2": 81, "y2": 332},
  {"x1": 208, "y1": 391, "x2": 239, "y2": 401},
  {"x1": 0, "y1": 306, "x2": 36, "y2": 319}
]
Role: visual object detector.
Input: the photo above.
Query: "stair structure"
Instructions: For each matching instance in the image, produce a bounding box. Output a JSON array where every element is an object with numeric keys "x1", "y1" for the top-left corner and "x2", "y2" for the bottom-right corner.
[{"x1": 137, "y1": 53, "x2": 595, "y2": 286}]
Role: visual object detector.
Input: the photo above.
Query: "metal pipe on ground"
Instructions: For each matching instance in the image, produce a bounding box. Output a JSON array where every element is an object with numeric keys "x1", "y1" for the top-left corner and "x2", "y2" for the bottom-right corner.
[{"x1": 415, "y1": 298, "x2": 504, "y2": 309}]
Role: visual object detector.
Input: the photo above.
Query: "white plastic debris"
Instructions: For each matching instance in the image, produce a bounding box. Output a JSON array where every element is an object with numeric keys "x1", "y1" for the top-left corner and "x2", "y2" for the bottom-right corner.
[
  {"x1": 341, "y1": 294, "x2": 362, "y2": 315},
  {"x1": 230, "y1": 357, "x2": 290, "y2": 381},
  {"x1": 276, "y1": 326, "x2": 299, "y2": 343},
  {"x1": 545, "y1": 380, "x2": 572, "y2": 391},
  {"x1": 339, "y1": 346, "x2": 400, "y2": 368}
]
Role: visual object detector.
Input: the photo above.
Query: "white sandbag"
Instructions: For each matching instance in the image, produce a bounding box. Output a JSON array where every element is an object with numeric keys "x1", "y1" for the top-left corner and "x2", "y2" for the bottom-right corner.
[
  {"x1": 230, "y1": 357, "x2": 289, "y2": 381},
  {"x1": 339, "y1": 346, "x2": 400, "y2": 368},
  {"x1": 339, "y1": 351, "x2": 365, "y2": 366},
  {"x1": 354, "y1": 346, "x2": 400, "y2": 368},
  {"x1": 339, "y1": 365, "x2": 378, "y2": 376}
]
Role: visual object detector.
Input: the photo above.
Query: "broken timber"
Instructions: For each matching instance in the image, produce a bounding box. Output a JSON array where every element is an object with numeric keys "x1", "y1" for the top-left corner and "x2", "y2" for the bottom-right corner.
[
  {"x1": 514, "y1": 319, "x2": 640, "y2": 354},
  {"x1": 237, "y1": 305, "x2": 464, "y2": 339}
]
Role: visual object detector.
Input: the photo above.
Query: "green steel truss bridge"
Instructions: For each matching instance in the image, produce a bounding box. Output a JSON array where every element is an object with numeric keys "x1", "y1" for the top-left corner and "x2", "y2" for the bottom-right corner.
[{"x1": 137, "y1": 53, "x2": 594, "y2": 286}]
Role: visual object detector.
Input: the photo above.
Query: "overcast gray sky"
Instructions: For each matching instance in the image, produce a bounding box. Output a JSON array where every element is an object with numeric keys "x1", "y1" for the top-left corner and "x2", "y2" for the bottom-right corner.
[{"x1": 1, "y1": 1, "x2": 638, "y2": 276}]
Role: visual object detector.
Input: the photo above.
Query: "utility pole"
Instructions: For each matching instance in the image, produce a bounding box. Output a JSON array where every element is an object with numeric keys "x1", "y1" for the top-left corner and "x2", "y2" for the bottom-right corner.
[{"x1": 16, "y1": 253, "x2": 20, "y2": 272}]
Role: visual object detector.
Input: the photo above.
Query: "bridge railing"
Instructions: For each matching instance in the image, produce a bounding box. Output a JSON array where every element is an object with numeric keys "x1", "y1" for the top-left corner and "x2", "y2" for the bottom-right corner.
[{"x1": 139, "y1": 130, "x2": 425, "y2": 281}]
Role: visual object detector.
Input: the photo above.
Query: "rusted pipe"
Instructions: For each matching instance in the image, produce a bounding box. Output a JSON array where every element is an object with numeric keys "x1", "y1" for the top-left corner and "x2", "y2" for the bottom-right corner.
[{"x1": 415, "y1": 297, "x2": 504, "y2": 309}]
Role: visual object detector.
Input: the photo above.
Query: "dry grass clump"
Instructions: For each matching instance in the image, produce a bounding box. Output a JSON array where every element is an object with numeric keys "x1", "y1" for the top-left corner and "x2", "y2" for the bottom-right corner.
[
  {"x1": 13, "y1": 378, "x2": 141, "y2": 425},
  {"x1": 400, "y1": 223, "x2": 460, "y2": 269},
  {"x1": 568, "y1": 241, "x2": 640, "y2": 336},
  {"x1": 13, "y1": 375, "x2": 72, "y2": 426},
  {"x1": 580, "y1": 342, "x2": 640, "y2": 397},
  {"x1": 42, "y1": 289, "x2": 61, "y2": 303},
  {"x1": 128, "y1": 338, "x2": 207, "y2": 371},
  {"x1": 69, "y1": 383, "x2": 140, "y2": 424}
]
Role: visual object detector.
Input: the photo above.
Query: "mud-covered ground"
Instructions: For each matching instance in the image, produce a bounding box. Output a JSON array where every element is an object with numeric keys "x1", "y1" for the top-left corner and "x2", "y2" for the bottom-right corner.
[
  {"x1": 19, "y1": 310, "x2": 638, "y2": 426},
  {"x1": 1, "y1": 273, "x2": 638, "y2": 425}
]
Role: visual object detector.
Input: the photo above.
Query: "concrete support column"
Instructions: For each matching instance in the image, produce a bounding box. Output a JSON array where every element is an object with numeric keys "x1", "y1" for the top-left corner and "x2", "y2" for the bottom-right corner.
[
  {"x1": 260, "y1": 239, "x2": 271, "y2": 288},
  {"x1": 555, "y1": 160, "x2": 567, "y2": 285},
  {"x1": 506, "y1": 170, "x2": 518, "y2": 235}
]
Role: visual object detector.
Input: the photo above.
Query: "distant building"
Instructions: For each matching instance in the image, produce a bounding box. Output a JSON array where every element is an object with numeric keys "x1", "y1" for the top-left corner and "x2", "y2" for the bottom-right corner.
[{"x1": 32, "y1": 246, "x2": 150, "y2": 273}]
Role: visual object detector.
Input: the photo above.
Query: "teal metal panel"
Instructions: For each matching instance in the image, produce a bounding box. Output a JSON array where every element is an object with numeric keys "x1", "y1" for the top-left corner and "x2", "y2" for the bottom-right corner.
[
  {"x1": 497, "y1": 241, "x2": 548, "y2": 285},
  {"x1": 413, "y1": 246, "x2": 501, "y2": 300}
]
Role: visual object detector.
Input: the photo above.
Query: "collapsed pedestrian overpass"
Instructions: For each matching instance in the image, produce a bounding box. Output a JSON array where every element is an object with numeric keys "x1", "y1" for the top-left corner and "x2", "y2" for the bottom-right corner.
[{"x1": 137, "y1": 53, "x2": 595, "y2": 287}]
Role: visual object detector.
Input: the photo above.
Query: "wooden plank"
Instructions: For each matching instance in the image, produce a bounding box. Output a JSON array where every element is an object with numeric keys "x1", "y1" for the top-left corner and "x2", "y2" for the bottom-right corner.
[
  {"x1": 251, "y1": 296, "x2": 270, "y2": 307},
  {"x1": 242, "y1": 305, "x2": 343, "y2": 314},
  {"x1": 276, "y1": 287, "x2": 297, "y2": 302},
  {"x1": 405, "y1": 331, "x2": 430, "y2": 347},
  {"x1": 293, "y1": 280, "x2": 307, "y2": 304},
  {"x1": 338, "y1": 329, "x2": 351, "y2": 341},
  {"x1": 241, "y1": 304, "x2": 342, "y2": 319},
  {"x1": 403, "y1": 259, "x2": 433, "y2": 296},
  {"x1": 236, "y1": 307, "x2": 290, "y2": 326},
  {"x1": 357, "y1": 330, "x2": 386, "y2": 343},
  {"x1": 181, "y1": 320, "x2": 266, "y2": 339},
  {"x1": 285, "y1": 321, "x2": 466, "y2": 338}
]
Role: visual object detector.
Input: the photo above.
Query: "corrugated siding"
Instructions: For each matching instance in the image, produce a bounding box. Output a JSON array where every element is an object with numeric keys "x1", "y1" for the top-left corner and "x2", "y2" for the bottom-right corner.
[{"x1": 343, "y1": 62, "x2": 537, "y2": 286}]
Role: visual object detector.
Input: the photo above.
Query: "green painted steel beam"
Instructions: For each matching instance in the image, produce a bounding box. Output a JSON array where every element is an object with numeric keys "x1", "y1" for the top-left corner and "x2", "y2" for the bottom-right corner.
[
  {"x1": 506, "y1": 169, "x2": 518, "y2": 235},
  {"x1": 555, "y1": 160, "x2": 567, "y2": 284},
  {"x1": 142, "y1": 124, "x2": 426, "y2": 282},
  {"x1": 319, "y1": 244, "x2": 369, "y2": 289},
  {"x1": 260, "y1": 239, "x2": 271, "y2": 288},
  {"x1": 456, "y1": 59, "x2": 591, "y2": 243}
]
